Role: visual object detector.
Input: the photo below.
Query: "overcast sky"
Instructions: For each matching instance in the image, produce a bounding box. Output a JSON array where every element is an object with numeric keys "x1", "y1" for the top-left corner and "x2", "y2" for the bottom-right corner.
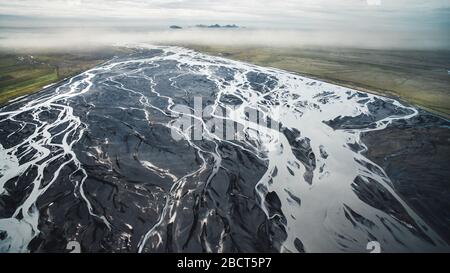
[
  {"x1": 0, "y1": 0, "x2": 449, "y2": 29},
  {"x1": 0, "y1": 0, "x2": 449, "y2": 49}
]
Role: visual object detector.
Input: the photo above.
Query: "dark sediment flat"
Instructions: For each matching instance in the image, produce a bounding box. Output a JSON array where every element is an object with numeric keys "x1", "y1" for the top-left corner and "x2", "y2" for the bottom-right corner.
[
  {"x1": 361, "y1": 112, "x2": 450, "y2": 244},
  {"x1": 0, "y1": 46, "x2": 449, "y2": 253}
]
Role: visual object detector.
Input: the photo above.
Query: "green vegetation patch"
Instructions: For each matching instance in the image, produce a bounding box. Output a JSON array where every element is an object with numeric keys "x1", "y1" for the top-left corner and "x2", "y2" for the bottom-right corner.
[{"x1": 0, "y1": 47, "x2": 133, "y2": 105}]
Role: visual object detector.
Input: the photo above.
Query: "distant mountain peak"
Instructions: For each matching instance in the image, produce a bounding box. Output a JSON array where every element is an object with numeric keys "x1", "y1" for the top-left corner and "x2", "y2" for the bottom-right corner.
[{"x1": 195, "y1": 24, "x2": 240, "y2": 28}]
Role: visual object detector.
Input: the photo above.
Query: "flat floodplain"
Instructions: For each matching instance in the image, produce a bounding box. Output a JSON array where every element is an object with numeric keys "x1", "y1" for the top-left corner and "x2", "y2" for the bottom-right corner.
[{"x1": 187, "y1": 45, "x2": 450, "y2": 117}]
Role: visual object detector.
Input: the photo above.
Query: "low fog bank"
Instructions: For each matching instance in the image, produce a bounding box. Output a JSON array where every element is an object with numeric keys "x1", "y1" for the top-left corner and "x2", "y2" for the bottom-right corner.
[{"x1": 1, "y1": 28, "x2": 449, "y2": 52}]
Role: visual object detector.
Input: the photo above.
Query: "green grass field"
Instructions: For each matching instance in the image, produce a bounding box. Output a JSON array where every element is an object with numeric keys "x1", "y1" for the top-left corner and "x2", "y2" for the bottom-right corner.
[
  {"x1": 0, "y1": 47, "x2": 132, "y2": 105},
  {"x1": 188, "y1": 45, "x2": 450, "y2": 117}
]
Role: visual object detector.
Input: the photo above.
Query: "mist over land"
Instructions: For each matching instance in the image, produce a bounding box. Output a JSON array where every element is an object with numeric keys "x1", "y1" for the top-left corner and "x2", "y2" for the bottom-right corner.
[
  {"x1": 1, "y1": 0, "x2": 449, "y2": 51},
  {"x1": 1, "y1": 1, "x2": 449, "y2": 113},
  {"x1": 0, "y1": 24, "x2": 449, "y2": 51}
]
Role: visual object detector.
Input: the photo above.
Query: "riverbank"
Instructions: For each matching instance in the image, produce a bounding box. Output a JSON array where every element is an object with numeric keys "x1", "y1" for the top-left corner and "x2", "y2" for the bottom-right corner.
[
  {"x1": 0, "y1": 47, "x2": 134, "y2": 105},
  {"x1": 186, "y1": 45, "x2": 450, "y2": 118}
]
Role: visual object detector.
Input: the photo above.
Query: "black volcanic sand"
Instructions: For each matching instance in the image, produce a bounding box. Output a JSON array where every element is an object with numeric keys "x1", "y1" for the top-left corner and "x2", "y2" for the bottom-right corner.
[
  {"x1": 361, "y1": 112, "x2": 450, "y2": 244},
  {"x1": 1, "y1": 47, "x2": 449, "y2": 253},
  {"x1": 1, "y1": 49, "x2": 285, "y2": 252}
]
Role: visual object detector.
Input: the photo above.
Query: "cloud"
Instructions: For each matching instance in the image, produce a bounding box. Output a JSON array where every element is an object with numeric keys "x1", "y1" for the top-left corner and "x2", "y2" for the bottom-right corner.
[
  {"x1": 0, "y1": 0, "x2": 449, "y2": 25},
  {"x1": 0, "y1": 28, "x2": 448, "y2": 51}
]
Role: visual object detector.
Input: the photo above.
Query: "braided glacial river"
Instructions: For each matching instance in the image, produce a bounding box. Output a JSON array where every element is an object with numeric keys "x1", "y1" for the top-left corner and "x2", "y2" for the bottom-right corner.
[{"x1": 0, "y1": 46, "x2": 448, "y2": 252}]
